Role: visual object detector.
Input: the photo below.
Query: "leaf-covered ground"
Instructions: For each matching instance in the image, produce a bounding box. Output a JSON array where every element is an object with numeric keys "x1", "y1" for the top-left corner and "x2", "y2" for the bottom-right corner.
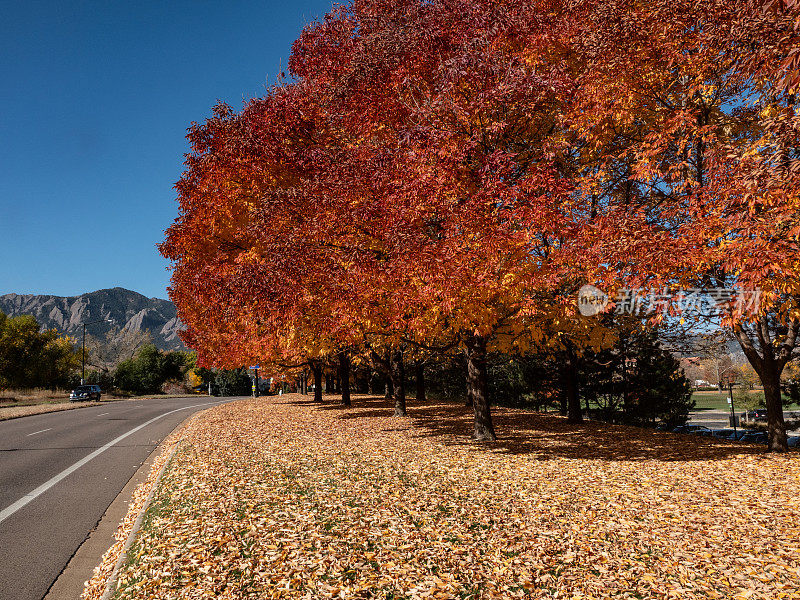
[{"x1": 96, "y1": 395, "x2": 799, "y2": 599}]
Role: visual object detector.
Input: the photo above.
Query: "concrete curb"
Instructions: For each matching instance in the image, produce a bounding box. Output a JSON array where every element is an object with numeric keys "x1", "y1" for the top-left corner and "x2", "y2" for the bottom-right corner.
[
  {"x1": 98, "y1": 436, "x2": 184, "y2": 600},
  {"x1": 42, "y1": 410, "x2": 198, "y2": 600}
]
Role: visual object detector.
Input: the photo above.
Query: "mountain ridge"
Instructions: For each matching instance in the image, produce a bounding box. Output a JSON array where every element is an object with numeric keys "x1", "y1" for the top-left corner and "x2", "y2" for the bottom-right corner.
[{"x1": 0, "y1": 287, "x2": 186, "y2": 351}]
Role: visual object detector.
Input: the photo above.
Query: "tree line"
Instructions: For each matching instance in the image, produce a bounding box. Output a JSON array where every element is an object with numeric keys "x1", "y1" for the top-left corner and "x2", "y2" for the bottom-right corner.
[
  {"x1": 293, "y1": 325, "x2": 695, "y2": 430},
  {"x1": 84, "y1": 342, "x2": 256, "y2": 397},
  {"x1": 0, "y1": 309, "x2": 261, "y2": 398},
  {"x1": 160, "y1": 0, "x2": 800, "y2": 450},
  {"x1": 0, "y1": 311, "x2": 80, "y2": 391}
]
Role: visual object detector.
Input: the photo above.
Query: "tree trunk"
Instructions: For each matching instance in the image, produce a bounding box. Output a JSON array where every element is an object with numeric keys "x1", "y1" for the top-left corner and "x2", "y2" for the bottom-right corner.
[
  {"x1": 465, "y1": 334, "x2": 496, "y2": 441},
  {"x1": 763, "y1": 368, "x2": 788, "y2": 452},
  {"x1": 563, "y1": 349, "x2": 583, "y2": 424},
  {"x1": 621, "y1": 339, "x2": 630, "y2": 417},
  {"x1": 390, "y1": 350, "x2": 406, "y2": 416},
  {"x1": 559, "y1": 389, "x2": 567, "y2": 416},
  {"x1": 385, "y1": 378, "x2": 394, "y2": 401},
  {"x1": 369, "y1": 370, "x2": 379, "y2": 395},
  {"x1": 416, "y1": 363, "x2": 426, "y2": 402},
  {"x1": 733, "y1": 319, "x2": 793, "y2": 452},
  {"x1": 565, "y1": 369, "x2": 582, "y2": 424},
  {"x1": 312, "y1": 362, "x2": 323, "y2": 403},
  {"x1": 338, "y1": 351, "x2": 351, "y2": 407}
]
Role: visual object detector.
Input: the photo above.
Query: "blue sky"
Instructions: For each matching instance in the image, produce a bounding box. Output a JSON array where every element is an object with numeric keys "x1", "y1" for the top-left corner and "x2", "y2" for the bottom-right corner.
[{"x1": 0, "y1": 0, "x2": 333, "y2": 300}]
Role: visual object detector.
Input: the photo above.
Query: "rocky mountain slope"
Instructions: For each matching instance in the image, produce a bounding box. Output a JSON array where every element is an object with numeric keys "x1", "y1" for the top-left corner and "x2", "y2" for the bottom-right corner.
[{"x1": 0, "y1": 288, "x2": 186, "y2": 350}]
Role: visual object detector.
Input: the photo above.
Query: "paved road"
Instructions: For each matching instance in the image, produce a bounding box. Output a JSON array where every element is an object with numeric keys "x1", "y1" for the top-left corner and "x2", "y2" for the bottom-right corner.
[
  {"x1": 688, "y1": 409, "x2": 737, "y2": 429},
  {"x1": 0, "y1": 396, "x2": 237, "y2": 600},
  {"x1": 688, "y1": 409, "x2": 800, "y2": 433}
]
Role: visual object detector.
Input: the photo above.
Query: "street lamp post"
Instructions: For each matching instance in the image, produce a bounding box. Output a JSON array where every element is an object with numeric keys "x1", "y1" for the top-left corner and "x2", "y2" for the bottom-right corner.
[
  {"x1": 81, "y1": 319, "x2": 112, "y2": 384},
  {"x1": 248, "y1": 365, "x2": 260, "y2": 398}
]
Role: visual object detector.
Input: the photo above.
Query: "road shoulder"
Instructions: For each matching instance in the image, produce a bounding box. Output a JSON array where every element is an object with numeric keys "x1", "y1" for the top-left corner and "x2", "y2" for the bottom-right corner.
[{"x1": 0, "y1": 401, "x2": 103, "y2": 421}]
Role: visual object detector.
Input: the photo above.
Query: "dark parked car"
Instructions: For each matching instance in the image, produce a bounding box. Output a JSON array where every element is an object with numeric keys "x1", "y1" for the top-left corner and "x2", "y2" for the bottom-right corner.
[
  {"x1": 69, "y1": 385, "x2": 101, "y2": 402},
  {"x1": 741, "y1": 409, "x2": 768, "y2": 422},
  {"x1": 711, "y1": 429, "x2": 735, "y2": 439},
  {"x1": 672, "y1": 425, "x2": 712, "y2": 435},
  {"x1": 740, "y1": 431, "x2": 768, "y2": 444},
  {"x1": 788, "y1": 436, "x2": 799, "y2": 448}
]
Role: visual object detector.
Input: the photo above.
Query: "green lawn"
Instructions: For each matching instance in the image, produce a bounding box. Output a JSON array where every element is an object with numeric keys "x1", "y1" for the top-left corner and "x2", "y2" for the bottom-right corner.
[{"x1": 691, "y1": 390, "x2": 800, "y2": 411}]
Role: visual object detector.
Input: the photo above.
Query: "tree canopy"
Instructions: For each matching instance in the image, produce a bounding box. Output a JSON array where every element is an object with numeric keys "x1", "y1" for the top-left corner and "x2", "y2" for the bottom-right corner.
[{"x1": 162, "y1": 0, "x2": 800, "y2": 449}]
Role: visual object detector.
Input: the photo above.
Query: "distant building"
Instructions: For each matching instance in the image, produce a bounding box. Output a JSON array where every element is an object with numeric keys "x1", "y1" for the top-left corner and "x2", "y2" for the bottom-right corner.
[{"x1": 693, "y1": 379, "x2": 716, "y2": 389}]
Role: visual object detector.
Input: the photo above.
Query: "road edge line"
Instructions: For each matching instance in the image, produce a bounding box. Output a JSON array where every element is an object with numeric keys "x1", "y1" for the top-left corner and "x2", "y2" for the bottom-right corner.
[
  {"x1": 0, "y1": 401, "x2": 220, "y2": 525},
  {"x1": 42, "y1": 410, "x2": 193, "y2": 600},
  {"x1": 86, "y1": 399, "x2": 243, "y2": 600},
  {"x1": 98, "y1": 434, "x2": 184, "y2": 600}
]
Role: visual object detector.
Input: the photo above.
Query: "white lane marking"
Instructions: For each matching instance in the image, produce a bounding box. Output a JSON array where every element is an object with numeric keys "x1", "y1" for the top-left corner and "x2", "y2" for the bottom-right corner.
[
  {"x1": 97, "y1": 413, "x2": 109, "y2": 416},
  {"x1": 0, "y1": 400, "x2": 225, "y2": 525},
  {"x1": 26, "y1": 428, "x2": 52, "y2": 437}
]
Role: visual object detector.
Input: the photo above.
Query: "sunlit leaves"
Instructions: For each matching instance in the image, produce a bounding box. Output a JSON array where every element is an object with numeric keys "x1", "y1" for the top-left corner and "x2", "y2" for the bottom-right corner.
[{"x1": 92, "y1": 396, "x2": 800, "y2": 599}]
